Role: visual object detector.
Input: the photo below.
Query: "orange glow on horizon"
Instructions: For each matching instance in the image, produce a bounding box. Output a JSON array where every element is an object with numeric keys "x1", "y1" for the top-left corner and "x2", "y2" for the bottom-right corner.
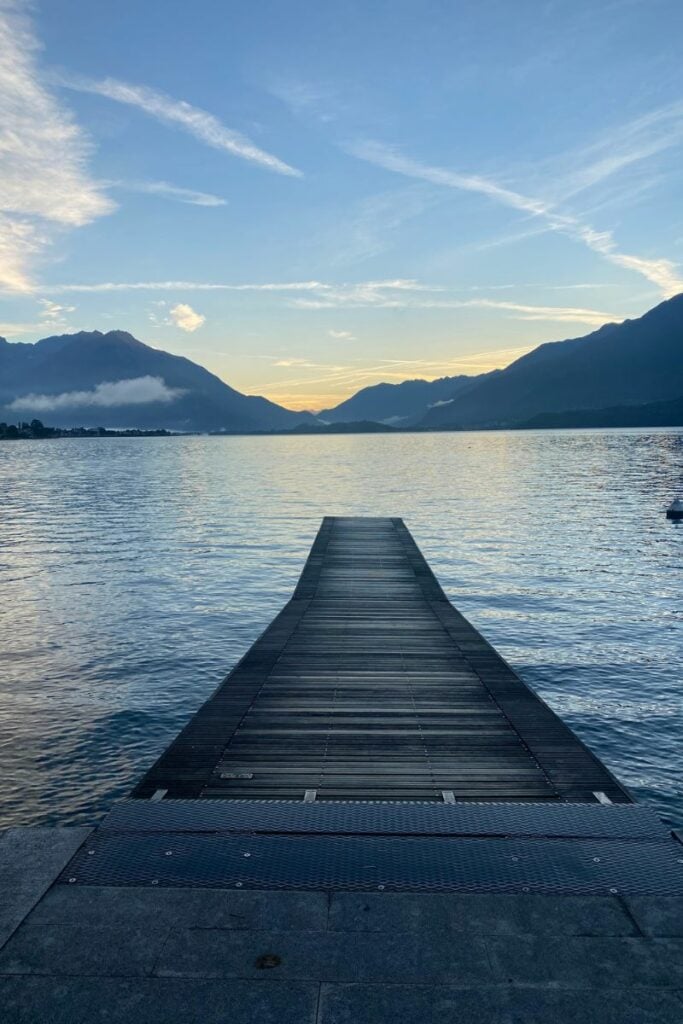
[{"x1": 247, "y1": 343, "x2": 537, "y2": 412}]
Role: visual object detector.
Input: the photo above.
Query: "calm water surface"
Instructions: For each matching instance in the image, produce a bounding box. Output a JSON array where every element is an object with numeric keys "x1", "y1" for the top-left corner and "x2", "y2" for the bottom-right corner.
[{"x1": 0, "y1": 430, "x2": 681, "y2": 827}]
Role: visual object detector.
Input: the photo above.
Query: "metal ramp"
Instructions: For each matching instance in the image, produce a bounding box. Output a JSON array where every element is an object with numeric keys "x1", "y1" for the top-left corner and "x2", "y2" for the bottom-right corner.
[{"x1": 63, "y1": 798, "x2": 683, "y2": 894}]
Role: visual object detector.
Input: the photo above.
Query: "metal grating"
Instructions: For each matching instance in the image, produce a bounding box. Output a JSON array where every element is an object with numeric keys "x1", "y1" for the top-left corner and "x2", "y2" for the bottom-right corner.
[
  {"x1": 62, "y1": 832, "x2": 683, "y2": 895},
  {"x1": 101, "y1": 798, "x2": 668, "y2": 840}
]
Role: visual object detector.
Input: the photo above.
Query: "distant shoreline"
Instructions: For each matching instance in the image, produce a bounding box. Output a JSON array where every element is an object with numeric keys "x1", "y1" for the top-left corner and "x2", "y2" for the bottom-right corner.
[
  {"x1": 3, "y1": 422, "x2": 683, "y2": 441},
  {"x1": 0, "y1": 422, "x2": 174, "y2": 440},
  {"x1": 4, "y1": 401, "x2": 683, "y2": 441}
]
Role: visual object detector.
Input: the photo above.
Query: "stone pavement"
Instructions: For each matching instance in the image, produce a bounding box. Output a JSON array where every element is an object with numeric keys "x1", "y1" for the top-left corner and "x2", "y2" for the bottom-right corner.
[{"x1": 1, "y1": 826, "x2": 683, "y2": 1023}]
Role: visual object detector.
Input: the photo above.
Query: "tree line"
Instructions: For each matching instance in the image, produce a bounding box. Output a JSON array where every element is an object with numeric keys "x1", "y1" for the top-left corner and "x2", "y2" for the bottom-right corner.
[{"x1": 0, "y1": 419, "x2": 172, "y2": 439}]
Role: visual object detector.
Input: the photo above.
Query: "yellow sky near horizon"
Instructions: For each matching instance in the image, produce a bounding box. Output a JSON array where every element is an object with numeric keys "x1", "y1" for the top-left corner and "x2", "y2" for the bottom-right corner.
[{"x1": 210, "y1": 343, "x2": 539, "y2": 411}]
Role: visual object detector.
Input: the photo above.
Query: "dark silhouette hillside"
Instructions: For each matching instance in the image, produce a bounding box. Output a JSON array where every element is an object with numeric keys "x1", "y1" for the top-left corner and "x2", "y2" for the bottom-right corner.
[
  {"x1": 420, "y1": 294, "x2": 683, "y2": 428},
  {"x1": 0, "y1": 330, "x2": 316, "y2": 432}
]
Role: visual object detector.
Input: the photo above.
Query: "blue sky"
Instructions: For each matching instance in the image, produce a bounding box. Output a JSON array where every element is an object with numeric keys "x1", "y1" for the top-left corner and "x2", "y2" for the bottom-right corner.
[{"x1": 1, "y1": 0, "x2": 683, "y2": 409}]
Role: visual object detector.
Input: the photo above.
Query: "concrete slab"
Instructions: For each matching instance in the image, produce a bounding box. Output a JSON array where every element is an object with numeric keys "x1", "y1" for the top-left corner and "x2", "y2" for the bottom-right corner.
[
  {"x1": 0, "y1": 922, "x2": 171, "y2": 978},
  {"x1": 318, "y1": 983, "x2": 505, "y2": 1023},
  {"x1": 0, "y1": 828, "x2": 91, "y2": 892},
  {"x1": 503, "y1": 987, "x2": 683, "y2": 1024},
  {"x1": 154, "y1": 927, "x2": 494, "y2": 984},
  {"x1": 1, "y1": 831, "x2": 682, "y2": 1021},
  {"x1": 625, "y1": 897, "x2": 683, "y2": 937},
  {"x1": 486, "y1": 935, "x2": 683, "y2": 988},
  {"x1": 0, "y1": 828, "x2": 91, "y2": 952},
  {"x1": 0, "y1": 976, "x2": 319, "y2": 1024},
  {"x1": 29, "y1": 884, "x2": 327, "y2": 931},
  {"x1": 318, "y1": 984, "x2": 683, "y2": 1024},
  {"x1": 328, "y1": 892, "x2": 637, "y2": 936}
]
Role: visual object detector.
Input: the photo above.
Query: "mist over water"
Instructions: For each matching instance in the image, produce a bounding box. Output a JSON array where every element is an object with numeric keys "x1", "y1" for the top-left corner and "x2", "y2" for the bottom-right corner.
[{"x1": 0, "y1": 429, "x2": 681, "y2": 828}]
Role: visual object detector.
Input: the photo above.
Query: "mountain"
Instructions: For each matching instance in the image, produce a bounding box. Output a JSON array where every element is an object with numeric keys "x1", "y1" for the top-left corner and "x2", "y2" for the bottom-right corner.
[
  {"x1": 420, "y1": 293, "x2": 683, "y2": 429},
  {"x1": 0, "y1": 330, "x2": 316, "y2": 432},
  {"x1": 517, "y1": 394, "x2": 683, "y2": 429},
  {"x1": 319, "y1": 373, "x2": 492, "y2": 425},
  {"x1": 4, "y1": 294, "x2": 681, "y2": 435}
]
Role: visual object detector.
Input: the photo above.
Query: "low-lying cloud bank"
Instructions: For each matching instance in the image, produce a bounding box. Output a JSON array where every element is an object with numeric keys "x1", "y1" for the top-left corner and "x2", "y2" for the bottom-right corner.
[{"x1": 9, "y1": 376, "x2": 184, "y2": 411}]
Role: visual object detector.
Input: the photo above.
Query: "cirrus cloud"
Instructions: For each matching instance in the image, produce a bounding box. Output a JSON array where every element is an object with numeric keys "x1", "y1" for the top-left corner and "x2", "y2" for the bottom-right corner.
[
  {"x1": 109, "y1": 180, "x2": 227, "y2": 207},
  {"x1": 349, "y1": 140, "x2": 683, "y2": 298},
  {"x1": 57, "y1": 72, "x2": 302, "y2": 177}
]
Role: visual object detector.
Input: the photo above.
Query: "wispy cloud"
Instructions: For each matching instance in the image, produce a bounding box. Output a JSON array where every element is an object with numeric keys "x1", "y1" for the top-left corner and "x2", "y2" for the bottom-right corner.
[
  {"x1": 267, "y1": 77, "x2": 338, "y2": 123},
  {"x1": 349, "y1": 142, "x2": 550, "y2": 216},
  {"x1": 260, "y1": 350, "x2": 531, "y2": 395},
  {"x1": 46, "y1": 280, "x2": 328, "y2": 293},
  {"x1": 109, "y1": 180, "x2": 227, "y2": 207},
  {"x1": 289, "y1": 279, "x2": 442, "y2": 310},
  {"x1": 9, "y1": 375, "x2": 184, "y2": 411},
  {"x1": 45, "y1": 276, "x2": 621, "y2": 327},
  {"x1": 38, "y1": 298, "x2": 76, "y2": 324},
  {"x1": 168, "y1": 302, "x2": 205, "y2": 332},
  {"x1": 590, "y1": 251, "x2": 682, "y2": 298},
  {"x1": 329, "y1": 329, "x2": 355, "y2": 340},
  {"x1": 544, "y1": 100, "x2": 683, "y2": 204},
  {"x1": 316, "y1": 187, "x2": 438, "y2": 266},
  {"x1": 349, "y1": 140, "x2": 683, "y2": 297},
  {"x1": 462, "y1": 282, "x2": 618, "y2": 292},
  {"x1": 58, "y1": 72, "x2": 302, "y2": 177},
  {"x1": 257, "y1": 345, "x2": 538, "y2": 410},
  {"x1": 272, "y1": 357, "x2": 315, "y2": 367},
  {"x1": 291, "y1": 286, "x2": 621, "y2": 327},
  {"x1": 45, "y1": 277, "x2": 433, "y2": 297},
  {"x1": 0, "y1": 4, "x2": 113, "y2": 292},
  {"x1": 481, "y1": 301, "x2": 617, "y2": 326},
  {"x1": 0, "y1": 320, "x2": 52, "y2": 336}
]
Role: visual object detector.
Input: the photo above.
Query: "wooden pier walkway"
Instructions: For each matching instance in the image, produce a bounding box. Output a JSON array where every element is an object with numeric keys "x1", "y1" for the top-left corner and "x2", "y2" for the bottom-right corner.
[
  {"x1": 4, "y1": 517, "x2": 683, "y2": 1023},
  {"x1": 133, "y1": 517, "x2": 629, "y2": 805}
]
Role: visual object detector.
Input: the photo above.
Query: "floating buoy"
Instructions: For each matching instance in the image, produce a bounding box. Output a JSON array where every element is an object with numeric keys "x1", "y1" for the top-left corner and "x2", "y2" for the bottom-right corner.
[{"x1": 666, "y1": 498, "x2": 683, "y2": 520}]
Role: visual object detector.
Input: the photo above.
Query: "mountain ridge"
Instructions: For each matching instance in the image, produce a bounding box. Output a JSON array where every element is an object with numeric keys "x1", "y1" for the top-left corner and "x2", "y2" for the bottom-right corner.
[
  {"x1": 516, "y1": 393, "x2": 683, "y2": 430},
  {"x1": 2, "y1": 293, "x2": 682, "y2": 433},
  {"x1": 420, "y1": 294, "x2": 683, "y2": 429},
  {"x1": 318, "y1": 373, "x2": 495, "y2": 425},
  {"x1": 0, "y1": 330, "x2": 316, "y2": 432}
]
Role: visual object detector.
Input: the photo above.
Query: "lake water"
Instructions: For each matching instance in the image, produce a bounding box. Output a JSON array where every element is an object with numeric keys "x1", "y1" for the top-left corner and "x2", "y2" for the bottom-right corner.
[{"x1": 0, "y1": 430, "x2": 681, "y2": 828}]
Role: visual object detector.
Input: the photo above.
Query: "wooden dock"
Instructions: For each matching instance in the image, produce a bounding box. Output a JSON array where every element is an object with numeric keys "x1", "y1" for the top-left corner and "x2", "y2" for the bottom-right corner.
[
  {"x1": 133, "y1": 516, "x2": 629, "y2": 804},
  {"x1": 3, "y1": 517, "x2": 683, "y2": 1022},
  {"x1": 64, "y1": 519, "x2": 683, "y2": 894}
]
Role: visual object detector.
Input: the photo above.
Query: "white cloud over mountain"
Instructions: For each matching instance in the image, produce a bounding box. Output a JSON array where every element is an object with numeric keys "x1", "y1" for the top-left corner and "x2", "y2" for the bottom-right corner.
[{"x1": 9, "y1": 375, "x2": 184, "y2": 410}]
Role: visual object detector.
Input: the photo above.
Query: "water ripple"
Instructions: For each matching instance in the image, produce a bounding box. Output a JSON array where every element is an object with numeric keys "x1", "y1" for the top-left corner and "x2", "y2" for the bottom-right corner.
[{"x1": 0, "y1": 429, "x2": 681, "y2": 827}]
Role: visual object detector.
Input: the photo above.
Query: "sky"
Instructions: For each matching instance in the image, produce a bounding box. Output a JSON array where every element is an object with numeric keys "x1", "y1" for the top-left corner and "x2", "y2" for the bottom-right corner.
[{"x1": 1, "y1": 0, "x2": 683, "y2": 411}]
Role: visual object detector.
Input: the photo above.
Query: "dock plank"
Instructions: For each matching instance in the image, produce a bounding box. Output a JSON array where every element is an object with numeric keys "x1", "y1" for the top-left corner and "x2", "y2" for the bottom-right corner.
[{"x1": 132, "y1": 517, "x2": 630, "y2": 804}]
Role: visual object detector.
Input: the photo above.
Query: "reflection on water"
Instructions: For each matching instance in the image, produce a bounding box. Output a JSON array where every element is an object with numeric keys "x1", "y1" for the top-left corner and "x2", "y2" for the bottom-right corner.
[{"x1": 0, "y1": 429, "x2": 681, "y2": 827}]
